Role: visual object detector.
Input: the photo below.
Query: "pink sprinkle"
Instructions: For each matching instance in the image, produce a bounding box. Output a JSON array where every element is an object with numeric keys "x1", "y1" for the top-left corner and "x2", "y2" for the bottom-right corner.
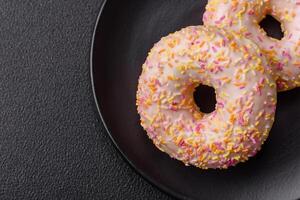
[
  {"x1": 179, "y1": 140, "x2": 185, "y2": 147},
  {"x1": 212, "y1": 46, "x2": 217, "y2": 53},
  {"x1": 195, "y1": 124, "x2": 203, "y2": 132},
  {"x1": 203, "y1": 12, "x2": 208, "y2": 22},
  {"x1": 276, "y1": 62, "x2": 284, "y2": 71},
  {"x1": 271, "y1": 105, "x2": 277, "y2": 113},
  {"x1": 247, "y1": 108, "x2": 253, "y2": 114},
  {"x1": 170, "y1": 106, "x2": 177, "y2": 111},
  {"x1": 256, "y1": 85, "x2": 262, "y2": 96},
  {"x1": 217, "y1": 102, "x2": 225, "y2": 108},
  {"x1": 217, "y1": 66, "x2": 224, "y2": 72},
  {"x1": 249, "y1": 151, "x2": 257, "y2": 157},
  {"x1": 259, "y1": 77, "x2": 265, "y2": 85},
  {"x1": 215, "y1": 15, "x2": 225, "y2": 24},
  {"x1": 238, "y1": 116, "x2": 245, "y2": 126},
  {"x1": 215, "y1": 142, "x2": 224, "y2": 150},
  {"x1": 212, "y1": 112, "x2": 217, "y2": 117},
  {"x1": 226, "y1": 159, "x2": 237, "y2": 167},
  {"x1": 206, "y1": 146, "x2": 211, "y2": 153},
  {"x1": 155, "y1": 79, "x2": 161, "y2": 86},
  {"x1": 192, "y1": 29, "x2": 197, "y2": 36},
  {"x1": 200, "y1": 63, "x2": 206, "y2": 69},
  {"x1": 222, "y1": 39, "x2": 226, "y2": 47},
  {"x1": 257, "y1": 36, "x2": 263, "y2": 42},
  {"x1": 282, "y1": 51, "x2": 292, "y2": 60},
  {"x1": 245, "y1": 95, "x2": 249, "y2": 101},
  {"x1": 250, "y1": 137, "x2": 257, "y2": 144},
  {"x1": 248, "y1": 9, "x2": 255, "y2": 15},
  {"x1": 245, "y1": 32, "x2": 252, "y2": 37},
  {"x1": 277, "y1": 81, "x2": 284, "y2": 89},
  {"x1": 147, "y1": 127, "x2": 157, "y2": 138}
]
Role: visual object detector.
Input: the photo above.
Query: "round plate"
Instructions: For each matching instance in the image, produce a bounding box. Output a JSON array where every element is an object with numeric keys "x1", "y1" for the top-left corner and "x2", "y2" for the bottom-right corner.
[{"x1": 91, "y1": 1, "x2": 300, "y2": 199}]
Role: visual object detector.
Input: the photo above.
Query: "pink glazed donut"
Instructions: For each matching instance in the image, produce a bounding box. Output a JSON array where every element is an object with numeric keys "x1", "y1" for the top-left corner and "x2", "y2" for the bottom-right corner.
[
  {"x1": 136, "y1": 26, "x2": 277, "y2": 169},
  {"x1": 203, "y1": 0, "x2": 300, "y2": 91}
]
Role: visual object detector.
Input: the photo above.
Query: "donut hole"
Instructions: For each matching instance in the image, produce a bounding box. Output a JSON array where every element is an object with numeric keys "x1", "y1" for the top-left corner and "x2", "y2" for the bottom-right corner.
[
  {"x1": 193, "y1": 85, "x2": 216, "y2": 114},
  {"x1": 259, "y1": 15, "x2": 284, "y2": 40}
]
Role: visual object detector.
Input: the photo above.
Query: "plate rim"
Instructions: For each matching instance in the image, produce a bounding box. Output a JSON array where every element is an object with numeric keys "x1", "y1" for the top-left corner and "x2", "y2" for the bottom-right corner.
[{"x1": 89, "y1": 1, "x2": 188, "y2": 199}]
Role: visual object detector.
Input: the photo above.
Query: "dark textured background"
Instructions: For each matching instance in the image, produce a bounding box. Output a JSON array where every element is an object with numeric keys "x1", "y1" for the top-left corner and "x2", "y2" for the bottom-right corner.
[{"x1": 0, "y1": 1, "x2": 172, "y2": 199}]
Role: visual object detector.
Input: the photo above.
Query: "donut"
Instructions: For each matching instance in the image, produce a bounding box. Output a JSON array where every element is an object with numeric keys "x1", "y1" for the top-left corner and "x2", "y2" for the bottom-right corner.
[
  {"x1": 136, "y1": 26, "x2": 277, "y2": 169},
  {"x1": 203, "y1": 0, "x2": 300, "y2": 91}
]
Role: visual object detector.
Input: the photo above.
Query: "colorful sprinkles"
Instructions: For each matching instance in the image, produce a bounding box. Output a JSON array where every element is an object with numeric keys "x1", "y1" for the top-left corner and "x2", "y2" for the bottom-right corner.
[
  {"x1": 204, "y1": 0, "x2": 300, "y2": 91},
  {"x1": 136, "y1": 26, "x2": 277, "y2": 169}
]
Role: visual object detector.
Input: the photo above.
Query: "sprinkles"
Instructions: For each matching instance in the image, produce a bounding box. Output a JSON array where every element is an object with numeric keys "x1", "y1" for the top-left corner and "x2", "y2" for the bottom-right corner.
[
  {"x1": 204, "y1": 0, "x2": 300, "y2": 91},
  {"x1": 136, "y1": 26, "x2": 277, "y2": 169}
]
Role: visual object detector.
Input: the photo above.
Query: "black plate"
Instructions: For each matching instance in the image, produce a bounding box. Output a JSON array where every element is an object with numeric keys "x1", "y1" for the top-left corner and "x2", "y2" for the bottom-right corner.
[{"x1": 91, "y1": 1, "x2": 300, "y2": 199}]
